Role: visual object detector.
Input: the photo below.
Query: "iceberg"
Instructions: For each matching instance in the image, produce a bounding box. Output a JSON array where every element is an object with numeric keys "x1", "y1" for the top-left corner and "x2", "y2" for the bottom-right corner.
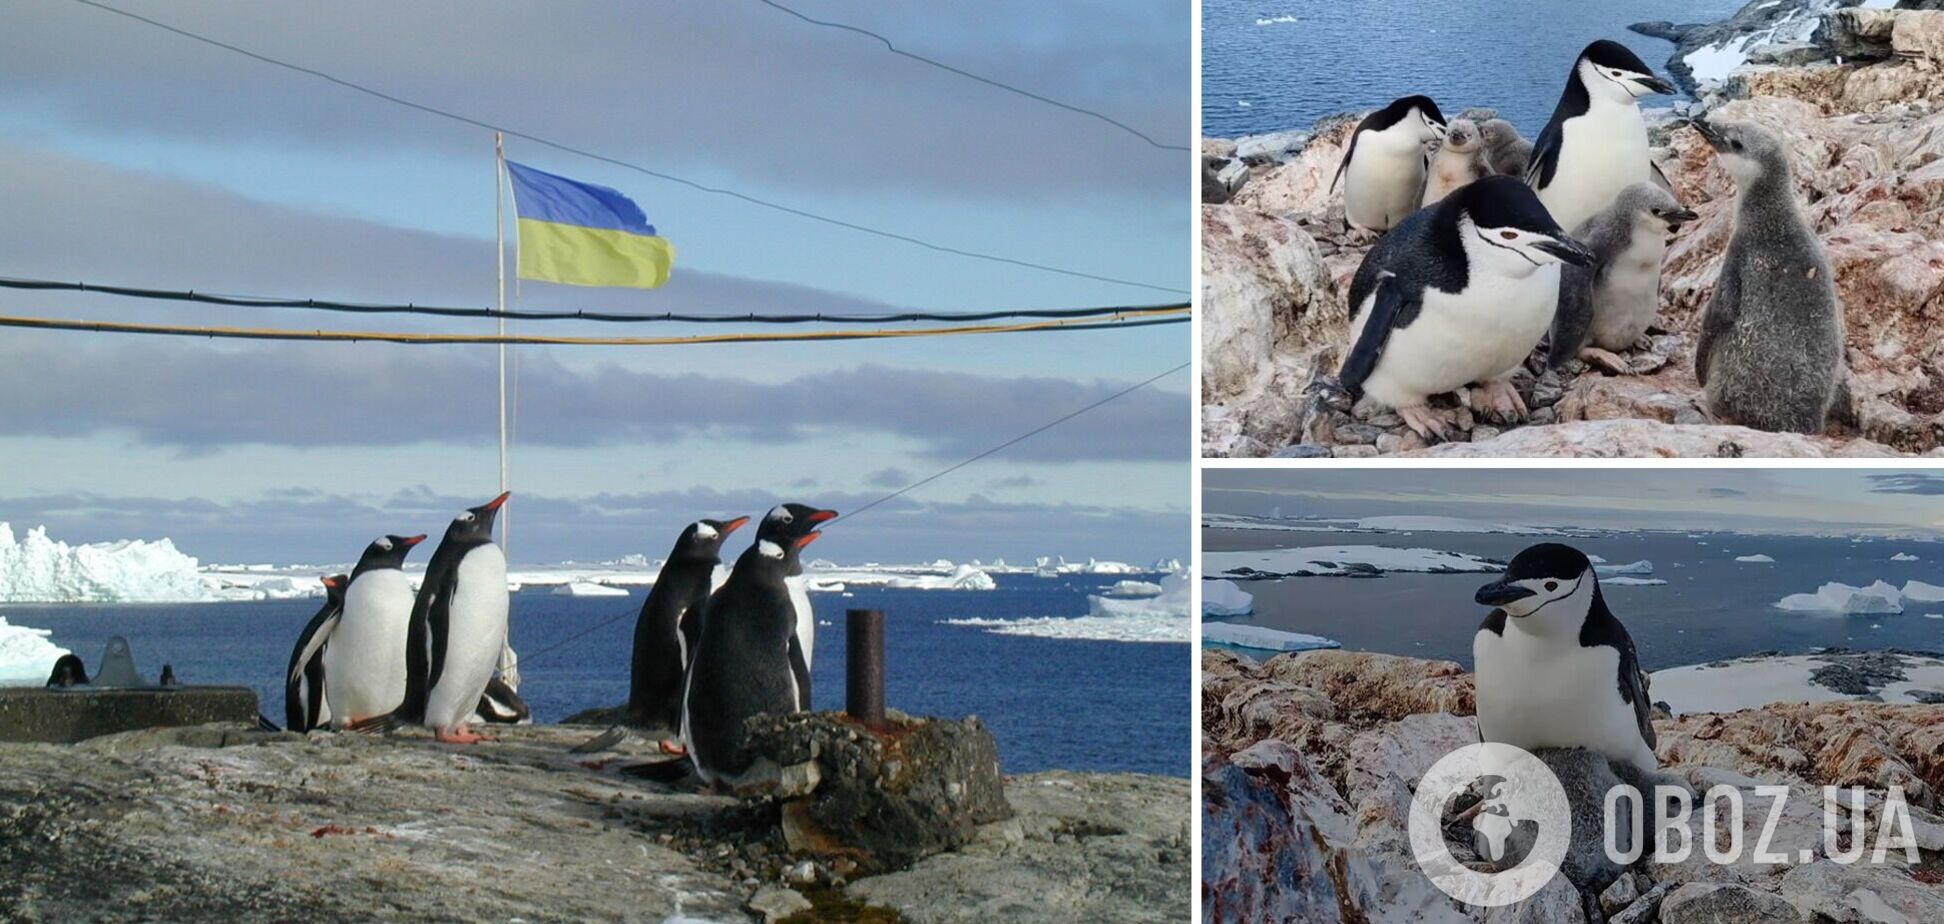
[
  {"x1": 0, "y1": 522, "x2": 210, "y2": 603},
  {"x1": 1202, "y1": 545, "x2": 1499, "y2": 579},
  {"x1": 1891, "y1": 552, "x2": 1920, "y2": 562},
  {"x1": 1595, "y1": 560, "x2": 1654, "y2": 576},
  {"x1": 1201, "y1": 579, "x2": 1255, "y2": 617},
  {"x1": 551, "y1": 581, "x2": 629, "y2": 597},
  {"x1": 1774, "y1": 580, "x2": 1904, "y2": 614},
  {"x1": 1201, "y1": 623, "x2": 1339, "y2": 653},
  {"x1": 0, "y1": 616, "x2": 70, "y2": 686},
  {"x1": 1101, "y1": 579, "x2": 1164, "y2": 598},
  {"x1": 1734, "y1": 554, "x2": 1775, "y2": 563},
  {"x1": 1900, "y1": 580, "x2": 1944, "y2": 603}
]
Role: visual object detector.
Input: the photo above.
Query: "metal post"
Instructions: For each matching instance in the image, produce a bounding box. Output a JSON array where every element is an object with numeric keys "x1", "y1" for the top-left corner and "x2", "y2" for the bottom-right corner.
[
  {"x1": 846, "y1": 609, "x2": 885, "y2": 724},
  {"x1": 494, "y1": 131, "x2": 509, "y2": 560}
]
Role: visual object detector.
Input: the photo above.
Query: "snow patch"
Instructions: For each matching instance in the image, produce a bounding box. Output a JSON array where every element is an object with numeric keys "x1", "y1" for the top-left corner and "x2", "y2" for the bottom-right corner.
[{"x1": 1652, "y1": 652, "x2": 1944, "y2": 714}]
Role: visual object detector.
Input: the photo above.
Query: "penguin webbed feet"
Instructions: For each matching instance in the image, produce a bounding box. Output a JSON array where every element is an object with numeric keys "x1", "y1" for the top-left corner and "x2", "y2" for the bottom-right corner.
[
  {"x1": 1395, "y1": 404, "x2": 1454, "y2": 443},
  {"x1": 1469, "y1": 380, "x2": 1529, "y2": 425}
]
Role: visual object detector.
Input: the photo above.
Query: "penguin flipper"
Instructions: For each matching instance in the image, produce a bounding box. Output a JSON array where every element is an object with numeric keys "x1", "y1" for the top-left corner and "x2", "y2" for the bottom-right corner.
[
  {"x1": 787, "y1": 633, "x2": 813, "y2": 712},
  {"x1": 1340, "y1": 273, "x2": 1419, "y2": 400},
  {"x1": 1330, "y1": 130, "x2": 1358, "y2": 195},
  {"x1": 286, "y1": 610, "x2": 341, "y2": 687},
  {"x1": 1548, "y1": 263, "x2": 1599, "y2": 368},
  {"x1": 1525, "y1": 118, "x2": 1564, "y2": 189}
]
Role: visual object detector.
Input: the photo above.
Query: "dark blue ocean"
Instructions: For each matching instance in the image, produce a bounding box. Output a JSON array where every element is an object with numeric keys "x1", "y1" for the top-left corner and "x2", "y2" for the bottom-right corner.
[
  {"x1": 1203, "y1": 527, "x2": 1944, "y2": 670},
  {"x1": 6, "y1": 574, "x2": 1189, "y2": 776},
  {"x1": 1202, "y1": 0, "x2": 1746, "y2": 140}
]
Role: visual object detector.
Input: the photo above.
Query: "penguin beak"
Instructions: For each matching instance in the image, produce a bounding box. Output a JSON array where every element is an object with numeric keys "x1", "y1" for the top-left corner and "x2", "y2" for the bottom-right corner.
[
  {"x1": 721, "y1": 516, "x2": 750, "y2": 536},
  {"x1": 794, "y1": 531, "x2": 822, "y2": 551},
  {"x1": 808, "y1": 509, "x2": 838, "y2": 524},
  {"x1": 1665, "y1": 207, "x2": 1699, "y2": 226},
  {"x1": 1690, "y1": 120, "x2": 1728, "y2": 152},
  {"x1": 481, "y1": 491, "x2": 511, "y2": 513},
  {"x1": 1634, "y1": 74, "x2": 1675, "y2": 96},
  {"x1": 400, "y1": 534, "x2": 427, "y2": 548},
  {"x1": 1475, "y1": 580, "x2": 1536, "y2": 607},
  {"x1": 1534, "y1": 236, "x2": 1596, "y2": 267}
]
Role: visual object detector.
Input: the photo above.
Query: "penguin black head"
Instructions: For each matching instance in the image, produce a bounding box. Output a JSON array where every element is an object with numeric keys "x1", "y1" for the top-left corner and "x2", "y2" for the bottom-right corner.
[
  {"x1": 1475, "y1": 543, "x2": 1597, "y2": 621},
  {"x1": 1372, "y1": 94, "x2": 1446, "y2": 141},
  {"x1": 1692, "y1": 118, "x2": 1791, "y2": 187},
  {"x1": 354, "y1": 534, "x2": 426, "y2": 573},
  {"x1": 444, "y1": 491, "x2": 510, "y2": 544},
  {"x1": 1448, "y1": 177, "x2": 1597, "y2": 268},
  {"x1": 1576, "y1": 39, "x2": 1673, "y2": 100},
  {"x1": 321, "y1": 573, "x2": 348, "y2": 602},
  {"x1": 755, "y1": 503, "x2": 838, "y2": 563},
  {"x1": 673, "y1": 516, "x2": 749, "y2": 562},
  {"x1": 45, "y1": 653, "x2": 88, "y2": 688}
]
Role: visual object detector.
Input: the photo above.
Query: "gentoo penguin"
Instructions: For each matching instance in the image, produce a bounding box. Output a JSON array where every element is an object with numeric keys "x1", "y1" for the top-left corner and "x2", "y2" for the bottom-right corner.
[
  {"x1": 1477, "y1": 118, "x2": 1532, "y2": 178},
  {"x1": 323, "y1": 534, "x2": 425, "y2": 728},
  {"x1": 44, "y1": 653, "x2": 88, "y2": 688},
  {"x1": 753, "y1": 503, "x2": 838, "y2": 711},
  {"x1": 681, "y1": 508, "x2": 830, "y2": 783},
  {"x1": 285, "y1": 573, "x2": 346, "y2": 732},
  {"x1": 627, "y1": 516, "x2": 749, "y2": 730},
  {"x1": 1548, "y1": 182, "x2": 1697, "y2": 371},
  {"x1": 1419, "y1": 118, "x2": 1492, "y2": 208},
  {"x1": 474, "y1": 676, "x2": 531, "y2": 725},
  {"x1": 1332, "y1": 95, "x2": 1447, "y2": 232},
  {"x1": 1339, "y1": 175, "x2": 1595, "y2": 440},
  {"x1": 1472, "y1": 543, "x2": 1657, "y2": 775},
  {"x1": 367, "y1": 492, "x2": 511, "y2": 744},
  {"x1": 1527, "y1": 40, "x2": 1675, "y2": 232},
  {"x1": 1692, "y1": 119, "x2": 1847, "y2": 434}
]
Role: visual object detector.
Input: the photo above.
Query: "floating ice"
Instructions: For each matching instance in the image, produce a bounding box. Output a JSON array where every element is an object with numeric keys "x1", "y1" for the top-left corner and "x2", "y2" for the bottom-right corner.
[
  {"x1": 1202, "y1": 545, "x2": 1500, "y2": 579},
  {"x1": 1774, "y1": 580, "x2": 1904, "y2": 614},
  {"x1": 1734, "y1": 554, "x2": 1775, "y2": 563},
  {"x1": 0, "y1": 522, "x2": 210, "y2": 603},
  {"x1": 1604, "y1": 577, "x2": 1667, "y2": 587},
  {"x1": 1201, "y1": 622, "x2": 1339, "y2": 653},
  {"x1": 1892, "y1": 552, "x2": 1920, "y2": 562},
  {"x1": 942, "y1": 571, "x2": 1189, "y2": 643},
  {"x1": 551, "y1": 581, "x2": 629, "y2": 597},
  {"x1": 1596, "y1": 560, "x2": 1654, "y2": 576},
  {"x1": 1352, "y1": 516, "x2": 1566, "y2": 536},
  {"x1": 1255, "y1": 15, "x2": 1299, "y2": 26},
  {"x1": 1900, "y1": 580, "x2": 1944, "y2": 603},
  {"x1": 1201, "y1": 579, "x2": 1255, "y2": 617},
  {"x1": 1101, "y1": 579, "x2": 1164, "y2": 598},
  {"x1": 0, "y1": 616, "x2": 70, "y2": 686}
]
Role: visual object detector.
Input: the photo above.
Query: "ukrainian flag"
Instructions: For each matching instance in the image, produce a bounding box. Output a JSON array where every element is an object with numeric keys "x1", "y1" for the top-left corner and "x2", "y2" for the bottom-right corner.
[{"x1": 506, "y1": 161, "x2": 674, "y2": 289}]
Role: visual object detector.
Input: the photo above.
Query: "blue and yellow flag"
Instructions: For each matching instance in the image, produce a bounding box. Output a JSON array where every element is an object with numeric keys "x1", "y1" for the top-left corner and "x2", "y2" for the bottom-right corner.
[{"x1": 506, "y1": 161, "x2": 674, "y2": 289}]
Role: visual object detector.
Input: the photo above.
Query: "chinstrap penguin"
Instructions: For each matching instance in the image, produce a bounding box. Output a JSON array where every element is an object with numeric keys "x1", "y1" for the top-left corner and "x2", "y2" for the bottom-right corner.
[
  {"x1": 1528, "y1": 40, "x2": 1674, "y2": 232},
  {"x1": 1420, "y1": 117, "x2": 1492, "y2": 208},
  {"x1": 627, "y1": 515, "x2": 749, "y2": 732},
  {"x1": 1338, "y1": 175, "x2": 1595, "y2": 440},
  {"x1": 1333, "y1": 95, "x2": 1447, "y2": 232},
  {"x1": 681, "y1": 508, "x2": 830, "y2": 784},
  {"x1": 1548, "y1": 182, "x2": 1697, "y2": 371},
  {"x1": 1691, "y1": 118, "x2": 1848, "y2": 434},
  {"x1": 285, "y1": 573, "x2": 347, "y2": 732},
  {"x1": 324, "y1": 533, "x2": 424, "y2": 728},
  {"x1": 1472, "y1": 543, "x2": 1658, "y2": 775},
  {"x1": 361, "y1": 492, "x2": 511, "y2": 744}
]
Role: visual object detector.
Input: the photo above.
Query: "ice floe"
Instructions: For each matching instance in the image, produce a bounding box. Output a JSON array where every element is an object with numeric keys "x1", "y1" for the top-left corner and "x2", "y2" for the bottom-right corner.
[
  {"x1": 1201, "y1": 545, "x2": 1500, "y2": 579},
  {"x1": 1892, "y1": 552, "x2": 1920, "y2": 562},
  {"x1": 1100, "y1": 579, "x2": 1163, "y2": 598},
  {"x1": 1603, "y1": 577, "x2": 1667, "y2": 587},
  {"x1": 1200, "y1": 579, "x2": 1255, "y2": 617},
  {"x1": 941, "y1": 572, "x2": 1189, "y2": 643},
  {"x1": 551, "y1": 581, "x2": 630, "y2": 597},
  {"x1": 1734, "y1": 554, "x2": 1775, "y2": 563},
  {"x1": 0, "y1": 616, "x2": 70, "y2": 686},
  {"x1": 1595, "y1": 560, "x2": 1654, "y2": 576},
  {"x1": 1200, "y1": 622, "x2": 1339, "y2": 653}
]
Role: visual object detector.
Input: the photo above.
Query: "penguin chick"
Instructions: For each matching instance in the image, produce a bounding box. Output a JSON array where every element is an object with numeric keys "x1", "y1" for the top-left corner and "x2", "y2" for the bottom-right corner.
[
  {"x1": 1691, "y1": 118, "x2": 1846, "y2": 434},
  {"x1": 1477, "y1": 119, "x2": 1533, "y2": 178},
  {"x1": 1333, "y1": 95, "x2": 1447, "y2": 232},
  {"x1": 1548, "y1": 182, "x2": 1697, "y2": 370},
  {"x1": 1420, "y1": 118, "x2": 1494, "y2": 207}
]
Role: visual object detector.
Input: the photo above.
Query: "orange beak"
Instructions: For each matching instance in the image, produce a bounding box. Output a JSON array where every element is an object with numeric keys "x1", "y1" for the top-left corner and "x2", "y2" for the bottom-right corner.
[
  {"x1": 481, "y1": 491, "x2": 511, "y2": 512},
  {"x1": 722, "y1": 516, "x2": 750, "y2": 535},
  {"x1": 794, "y1": 531, "x2": 821, "y2": 550},
  {"x1": 808, "y1": 509, "x2": 838, "y2": 524},
  {"x1": 400, "y1": 534, "x2": 427, "y2": 547},
  {"x1": 321, "y1": 576, "x2": 341, "y2": 589}
]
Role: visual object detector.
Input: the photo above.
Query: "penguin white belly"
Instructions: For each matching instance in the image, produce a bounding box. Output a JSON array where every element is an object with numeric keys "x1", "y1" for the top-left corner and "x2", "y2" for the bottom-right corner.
[
  {"x1": 425, "y1": 547, "x2": 509, "y2": 730},
  {"x1": 1362, "y1": 267, "x2": 1559, "y2": 409},
  {"x1": 787, "y1": 575, "x2": 814, "y2": 669},
  {"x1": 1475, "y1": 631, "x2": 1653, "y2": 769},
  {"x1": 1590, "y1": 242, "x2": 1666, "y2": 350},
  {"x1": 1345, "y1": 131, "x2": 1426, "y2": 231},
  {"x1": 1538, "y1": 103, "x2": 1651, "y2": 230},
  {"x1": 324, "y1": 571, "x2": 412, "y2": 725}
]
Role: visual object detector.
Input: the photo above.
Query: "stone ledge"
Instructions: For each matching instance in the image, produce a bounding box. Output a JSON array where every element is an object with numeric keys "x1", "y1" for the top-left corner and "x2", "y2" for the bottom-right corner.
[{"x1": 0, "y1": 687, "x2": 259, "y2": 743}]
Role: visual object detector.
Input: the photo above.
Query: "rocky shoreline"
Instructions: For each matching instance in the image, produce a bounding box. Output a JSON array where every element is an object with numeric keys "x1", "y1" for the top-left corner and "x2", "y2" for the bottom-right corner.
[
  {"x1": 1201, "y1": 647, "x2": 1944, "y2": 922},
  {"x1": 1201, "y1": 1, "x2": 1944, "y2": 458},
  {"x1": 0, "y1": 721, "x2": 1188, "y2": 923}
]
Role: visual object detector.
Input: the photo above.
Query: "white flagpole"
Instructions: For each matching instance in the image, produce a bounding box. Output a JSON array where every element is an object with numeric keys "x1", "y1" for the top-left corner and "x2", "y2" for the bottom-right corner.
[{"x1": 496, "y1": 132, "x2": 520, "y2": 690}]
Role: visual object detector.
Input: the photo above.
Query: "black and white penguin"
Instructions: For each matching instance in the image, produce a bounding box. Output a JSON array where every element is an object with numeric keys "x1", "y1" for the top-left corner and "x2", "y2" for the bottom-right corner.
[
  {"x1": 1333, "y1": 95, "x2": 1448, "y2": 232},
  {"x1": 627, "y1": 516, "x2": 749, "y2": 731},
  {"x1": 1472, "y1": 543, "x2": 1657, "y2": 774},
  {"x1": 45, "y1": 653, "x2": 89, "y2": 688},
  {"x1": 1527, "y1": 39, "x2": 1675, "y2": 232},
  {"x1": 1338, "y1": 175, "x2": 1595, "y2": 440},
  {"x1": 369, "y1": 492, "x2": 511, "y2": 744},
  {"x1": 681, "y1": 508, "x2": 830, "y2": 783},
  {"x1": 284, "y1": 573, "x2": 347, "y2": 733},
  {"x1": 753, "y1": 503, "x2": 837, "y2": 711},
  {"x1": 323, "y1": 534, "x2": 424, "y2": 728},
  {"x1": 474, "y1": 676, "x2": 531, "y2": 725}
]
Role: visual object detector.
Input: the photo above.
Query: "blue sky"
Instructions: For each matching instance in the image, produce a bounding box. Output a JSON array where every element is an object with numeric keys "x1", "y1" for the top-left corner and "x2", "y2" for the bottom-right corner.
[
  {"x1": 1205, "y1": 470, "x2": 1944, "y2": 537},
  {"x1": 0, "y1": 0, "x2": 1191, "y2": 565}
]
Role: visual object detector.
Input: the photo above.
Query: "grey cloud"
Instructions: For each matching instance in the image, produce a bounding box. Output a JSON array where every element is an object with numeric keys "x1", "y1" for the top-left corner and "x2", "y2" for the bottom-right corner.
[
  {"x1": 1864, "y1": 474, "x2": 1944, "y2": 495},
  {"x1": 866, "y1": 468, "x2": 911, "y2": 489},
  {"x1": 985, "y1": 475, "x2": 1041, "y2": 489}
]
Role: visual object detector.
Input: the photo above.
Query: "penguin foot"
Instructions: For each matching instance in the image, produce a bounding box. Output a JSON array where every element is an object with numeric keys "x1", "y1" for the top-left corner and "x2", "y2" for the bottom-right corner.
[
  {"x1": 1578, "y1": 347, "x2": 1634, "y2": 376},
  {"x1": 658, "y1": 739, "x2": 688, "y2": 756},
  {"x1": 1472, "y1": 380, "x2": 1527, "y2": 423},
  {"x1": 434, "y1": 725, "x2": 494, "y2": 745},
  {"x1": 1396, "y1": 404, "x2": 1453, "y2": 442}
]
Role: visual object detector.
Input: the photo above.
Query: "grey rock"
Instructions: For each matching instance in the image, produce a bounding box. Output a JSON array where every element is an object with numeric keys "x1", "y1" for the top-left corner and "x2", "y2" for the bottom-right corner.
[
  {"x1": 1333, "y1": 445, "x2": 1380, "y2": 459},
  {"x1": 1779, "y1": 859, "x2": 1944, "y2": 923},
  {"x1": 746, "y1": 885, "x2": 812, "y2": 922},
  {"x1": 1270, "y1": 443, "x2": 1331, "y2": 459},
  {"x1": 1660, "y1": 882, "x2": 1800, "y2": 924},
  {"x1": 1611, "y1": 882, "x2": 1674, "y2": 924},
  {"x1": 1376, "y1": 433, "x2": 1404, "y2": 454},
  {"x1": 1482, "y1": 872, "x2": 1588, "y2": 924},
  {"x1": 1233, "y1": 130, "x2": 1310, "y2": 166},
  {"x1": 1601, "y1": 872, "x2": 1641, "y2": 915}
]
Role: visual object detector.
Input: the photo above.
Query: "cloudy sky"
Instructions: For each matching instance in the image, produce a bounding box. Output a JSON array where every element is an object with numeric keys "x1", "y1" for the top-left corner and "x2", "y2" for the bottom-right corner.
[
  {"x1": 0, "y1": 1, "x2": 1190, "y2": 565},
  {"x1": 1204, "y1": 469, "x2": 1944, "y2": 537}
]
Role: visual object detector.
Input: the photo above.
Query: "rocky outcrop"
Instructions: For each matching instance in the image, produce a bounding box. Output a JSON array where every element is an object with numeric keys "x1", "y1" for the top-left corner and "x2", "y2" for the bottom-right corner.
[
  {"x1": 0, "y1": 722, "x2": 1188, "y2": 923},
  {"x1": 1202, "y1": 4, "x2": 1944, "y2": 457},
  {"x1": 1202, "y1": 648, "x2": 1944, "y2": 922}
]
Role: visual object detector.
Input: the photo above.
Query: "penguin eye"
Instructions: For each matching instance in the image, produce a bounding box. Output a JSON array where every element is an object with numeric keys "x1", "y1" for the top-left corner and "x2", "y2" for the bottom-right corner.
[
  {"x1": 1544, "y1": 581, "x2": 1559, "y2": 592},
  {"x1": 1499, "y1": 231, "x2": 1518, "y2": 241}
]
